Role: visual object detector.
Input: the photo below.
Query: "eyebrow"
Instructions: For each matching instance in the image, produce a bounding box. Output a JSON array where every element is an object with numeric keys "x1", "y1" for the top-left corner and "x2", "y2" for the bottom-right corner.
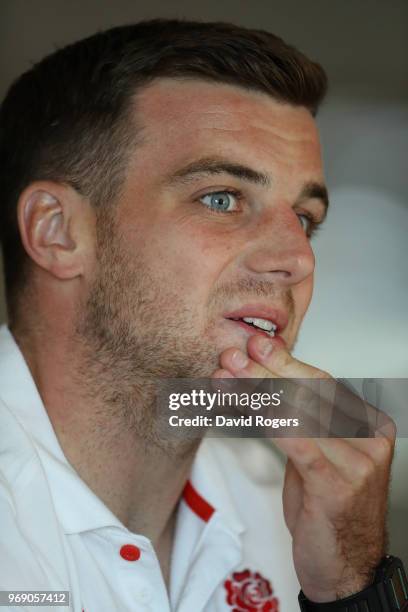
[
  {"x1": 297, "y1": 181, "x2": 329, "y2": 218},
  {"x1": 166, "y1": 155, "x2": 329, "y2": 216},
  {"x1": 167, "y1": 156, "x2": 271, "y2": 187}
]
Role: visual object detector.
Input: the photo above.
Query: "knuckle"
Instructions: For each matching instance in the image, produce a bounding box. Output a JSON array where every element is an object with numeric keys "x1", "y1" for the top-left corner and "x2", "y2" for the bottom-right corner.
[
  {"x1": 306, "y1": 455, "x2": 329, "y2": 474},
  {"x1": 294, "y1": 384, "x2": 315, "y2": 408},
  {"x1": 275, "y1": 350, "x2": 292, "y2": 370},
  {"x1": 370, "y1": 435, "x2": 395, "y2": 465},
  {"x1": 376, "y1": 411, "x2": 397, "y2": 441},
  {"x1": 354, "y1": 456, "x2": 375, "y2": 481},
  {"x1": 311, "y1": 368, "x2": 331, "y2": 380},
  {"x1": 384, "y1": 417, "x2": 397, "y2": 442}
]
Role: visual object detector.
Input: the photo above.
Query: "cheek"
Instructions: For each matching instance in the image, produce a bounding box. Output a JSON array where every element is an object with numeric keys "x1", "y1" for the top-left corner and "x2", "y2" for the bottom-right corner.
[
  {"x1": 178, "y1": 235, "x2": 233, "y2": 293},
  {"x1": 171, "y1": 233, "x2": 245, "y2": 326},
  {"x1": 143, "y1": 222, "x2": 232, "y2": 298}
]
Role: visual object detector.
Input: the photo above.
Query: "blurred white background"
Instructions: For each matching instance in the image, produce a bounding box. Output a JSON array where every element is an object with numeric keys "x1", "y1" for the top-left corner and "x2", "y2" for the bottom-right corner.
[
  {"x1": 0, "y1": 0, "x2": 407, "y2": 564},
  {"x1": 295, "y1": 99, "x2": 408, "y2": 563}
]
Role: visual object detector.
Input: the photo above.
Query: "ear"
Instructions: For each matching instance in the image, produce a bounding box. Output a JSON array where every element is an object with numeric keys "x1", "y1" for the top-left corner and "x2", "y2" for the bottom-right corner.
[{"x1": 17, "y1": 181, "x2": 94, "y2": 280}]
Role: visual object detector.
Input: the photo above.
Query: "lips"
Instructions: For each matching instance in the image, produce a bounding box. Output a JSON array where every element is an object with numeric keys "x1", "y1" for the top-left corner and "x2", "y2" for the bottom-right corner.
[{"x1": 223, "y1": 303, "x2": 289, "y2": 335}]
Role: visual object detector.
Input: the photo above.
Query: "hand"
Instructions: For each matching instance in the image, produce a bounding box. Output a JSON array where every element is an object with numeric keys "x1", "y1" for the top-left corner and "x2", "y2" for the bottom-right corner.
[{"x1": 212, "y1": 334, "x2": 396, "y2": 602}]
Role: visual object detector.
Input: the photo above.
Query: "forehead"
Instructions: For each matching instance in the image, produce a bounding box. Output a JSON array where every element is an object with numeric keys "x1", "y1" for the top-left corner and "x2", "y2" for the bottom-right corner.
[{"x1": 130, "y1": 78, "x2": 323, "y2": 179}]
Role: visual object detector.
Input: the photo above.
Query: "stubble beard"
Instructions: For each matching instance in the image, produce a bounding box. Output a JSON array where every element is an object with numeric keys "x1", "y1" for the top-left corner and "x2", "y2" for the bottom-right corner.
[
  {"x1": 74, "y1": 213, "x2": 218, "y2": 453},
  {"x1": 74, "y1": 210, "x2": 297, "y2": 453}
]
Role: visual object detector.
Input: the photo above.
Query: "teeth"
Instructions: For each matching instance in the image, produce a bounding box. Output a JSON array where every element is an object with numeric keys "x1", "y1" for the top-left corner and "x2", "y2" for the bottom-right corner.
[{"x1": 242, "y1": 317, "x2": 277, "y2": 333}]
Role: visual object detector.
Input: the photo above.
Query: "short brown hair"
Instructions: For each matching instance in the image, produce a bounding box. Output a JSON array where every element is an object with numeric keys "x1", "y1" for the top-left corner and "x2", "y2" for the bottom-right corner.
[{"x1": 0, "y1": 18, "x2": 327, "y2": 319}]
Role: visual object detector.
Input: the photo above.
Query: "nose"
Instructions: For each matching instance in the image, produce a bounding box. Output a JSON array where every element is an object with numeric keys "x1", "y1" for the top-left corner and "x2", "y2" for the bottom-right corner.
[{"x1": 241, "y1": 210, "x2": 315, "y2": 286}]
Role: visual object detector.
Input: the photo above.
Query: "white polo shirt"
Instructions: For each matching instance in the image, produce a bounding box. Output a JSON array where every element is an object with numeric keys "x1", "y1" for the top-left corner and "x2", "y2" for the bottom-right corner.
[{"x1": 0, "y1": 324, "x2": 300, "y2": 611}]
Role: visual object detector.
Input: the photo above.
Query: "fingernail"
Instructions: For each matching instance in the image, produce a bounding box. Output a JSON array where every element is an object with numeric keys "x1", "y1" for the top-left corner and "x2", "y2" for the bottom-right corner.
[
  {"x1": 212, "y1": 369, "x2": 235, "y2": 379},
  {"x1": 231, "y1": 350, "x2": 249, "y2": 369},
  {"x1": 255, "y1": 336, "x2": 273, "y2": 357}
]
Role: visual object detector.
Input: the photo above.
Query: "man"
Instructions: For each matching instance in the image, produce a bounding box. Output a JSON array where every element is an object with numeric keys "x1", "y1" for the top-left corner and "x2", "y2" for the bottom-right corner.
[{"x1": 0, "y1": 18, "x2": 404, "y2": 612}]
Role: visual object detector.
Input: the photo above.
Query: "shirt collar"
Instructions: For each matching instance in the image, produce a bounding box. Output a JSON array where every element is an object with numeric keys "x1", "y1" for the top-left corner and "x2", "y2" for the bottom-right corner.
[
  {"x1": 0, "y1": 324, "x2": 244, "y2": 537},
  {"x1": 184, "y1": 437, "x2": 245, "y2": 536},
  {"x1": 0, "y1": 324, "x2": 123, "y2": 534}
]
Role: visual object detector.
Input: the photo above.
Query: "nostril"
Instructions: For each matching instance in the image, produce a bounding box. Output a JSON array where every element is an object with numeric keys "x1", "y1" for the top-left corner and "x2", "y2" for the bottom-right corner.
[{"x1": 270, "y1": 270, "x2": 291, "y2": 278}]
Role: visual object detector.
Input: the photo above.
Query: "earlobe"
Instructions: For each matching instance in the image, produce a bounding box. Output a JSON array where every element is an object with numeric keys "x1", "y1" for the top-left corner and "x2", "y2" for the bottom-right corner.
[{"x1": 18, "y1": 184, "x2": 84, "y2": 280}]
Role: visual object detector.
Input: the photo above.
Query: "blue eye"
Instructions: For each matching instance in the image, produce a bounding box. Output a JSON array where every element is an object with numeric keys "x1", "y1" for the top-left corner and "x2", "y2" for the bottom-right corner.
[
  {"x1": 199, "y1": 191, "x2": 240, "y2": 213},
  {"x1": 297, "y1": 213, "x2": 321, "y2": 239},
  {"x1": 298, "y1": 213, "x2": 310, "y2": 232}
]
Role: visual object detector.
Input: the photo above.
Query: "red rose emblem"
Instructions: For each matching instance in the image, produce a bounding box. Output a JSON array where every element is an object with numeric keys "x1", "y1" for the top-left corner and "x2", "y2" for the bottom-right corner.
[{"x1": 224, "y1": 569, "x2": 279, "y2": 612}]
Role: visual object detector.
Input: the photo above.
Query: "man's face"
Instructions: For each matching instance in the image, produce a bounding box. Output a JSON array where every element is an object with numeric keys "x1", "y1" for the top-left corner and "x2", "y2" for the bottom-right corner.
[{"x1": 82, "y1": 78, "x2": 327, "y2": 380}]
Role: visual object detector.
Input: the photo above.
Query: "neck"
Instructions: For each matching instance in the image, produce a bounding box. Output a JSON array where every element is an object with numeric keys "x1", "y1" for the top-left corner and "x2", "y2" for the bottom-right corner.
[{"x1": 12, "y1": 323, "x2": 200, "y2": 548}]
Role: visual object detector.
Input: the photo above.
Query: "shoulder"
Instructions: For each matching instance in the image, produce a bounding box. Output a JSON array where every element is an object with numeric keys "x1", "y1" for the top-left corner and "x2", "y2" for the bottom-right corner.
[
  {"x1": 0, "y1": 464, "x2": 50, "y2": 590},
  {"x1": 0, "y1": 399, "x2": 69, "y2": 591}
]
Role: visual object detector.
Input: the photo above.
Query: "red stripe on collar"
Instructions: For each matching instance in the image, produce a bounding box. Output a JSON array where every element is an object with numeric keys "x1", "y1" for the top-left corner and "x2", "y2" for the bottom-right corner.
[{"x1": 182, "y1": 480, "x2": 214, "y2": 522}]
